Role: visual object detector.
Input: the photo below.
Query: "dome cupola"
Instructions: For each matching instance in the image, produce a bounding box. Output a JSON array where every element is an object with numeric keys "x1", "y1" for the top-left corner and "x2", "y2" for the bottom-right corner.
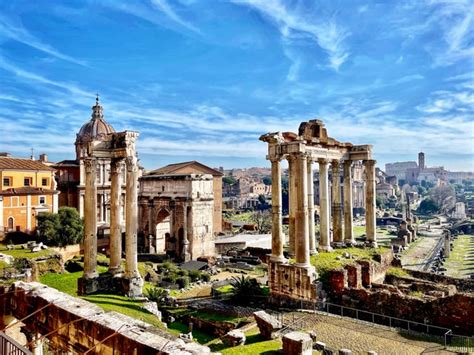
[{"x1": 75, "y1": 95, "x2": 115, "y2": 145}]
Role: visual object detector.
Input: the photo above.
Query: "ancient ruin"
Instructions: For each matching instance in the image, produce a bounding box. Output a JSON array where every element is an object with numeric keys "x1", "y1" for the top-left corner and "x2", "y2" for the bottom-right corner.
[
  {"x1": 138, "y1": 172, "x2": 216, "y2": 260},
  {"x1": 260, "y1": 120, "x2": 376, "y2": 303},
  {"x1": 77, "y1": 98, "x2": 143, "y2": 296}
]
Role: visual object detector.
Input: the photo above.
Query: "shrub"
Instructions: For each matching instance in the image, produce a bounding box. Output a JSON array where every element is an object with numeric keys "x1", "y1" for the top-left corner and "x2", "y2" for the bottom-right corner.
[
  {"x1": 5, "y1": 231, "x2": 35, "y2": 245},
  {"x1": 177, "y1": 269, "x2": 189, "y2": 277},
  {"x1": 200, "y1": 272, "x2": 211, "y2": 282},
  {"x1": 176, "y1": 276, "x2": 190, "y2": 289},
  {"x1": 37, "y1": 207, "x2": 83, "y2": 247},
  {"x1": 65, "y1": 260, "x2": 83, "y2": 272},
  {"x1": 188, "y1": 270, "x2": 201, "y2": 282},
  {"x1": 145, "y1": 286, "x2": 168, "y2": 305}
]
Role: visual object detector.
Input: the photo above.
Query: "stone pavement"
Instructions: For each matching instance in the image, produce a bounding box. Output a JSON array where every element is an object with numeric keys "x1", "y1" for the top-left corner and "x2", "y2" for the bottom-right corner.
[
  {"x1": 285, "y1": 312, "x2": 453, "y2": 354},
  {"x1": 401, "y1": 235, "x2": 443, "y2": 272}
]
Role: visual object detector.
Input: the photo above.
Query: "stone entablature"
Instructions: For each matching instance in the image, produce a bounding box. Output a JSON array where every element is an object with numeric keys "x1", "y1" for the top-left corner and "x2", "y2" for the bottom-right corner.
[
  {"x1": 260, "y1": 120, "x2": 378, "y2": 304},
  {"x1": 138, "y1": 173, "x2": 215, "y2": 260}
]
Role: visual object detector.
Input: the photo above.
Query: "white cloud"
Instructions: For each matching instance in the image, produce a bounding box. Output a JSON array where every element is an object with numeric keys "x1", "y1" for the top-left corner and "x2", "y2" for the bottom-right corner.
[
  {"x1": 150, "y1": 0, "x2": 199, "y2": 33},
  {"x1": 0, "y1": 15, "x2": 87, "y2": 66},
  {"x1": 232, "y1": 0, "x2": 350, "y2": 71}
]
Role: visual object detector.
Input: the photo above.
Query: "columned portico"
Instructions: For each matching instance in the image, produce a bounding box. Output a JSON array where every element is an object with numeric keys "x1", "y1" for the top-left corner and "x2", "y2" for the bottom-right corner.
[
  {"x1": 364, "y1": 159, "x2": 377, "y2": 246},
  {"x1": 318, "y1": 158, "x2": 332, "y2": 252},
  {"x1": 270, "y1": 158, "x2": 286, "y2": 263},
  {"x1": 331, "y1": 160, "x2": 343, "y2": 244},
  {"x1": 343, "y1": 160, "x2": 354, "y2": 244},
  {"x1": 83, "y1": 158, "x2": 98, "y2": 279},
  {"x1": 108, "y1": 158, "x2": 123, "y2": 275}
]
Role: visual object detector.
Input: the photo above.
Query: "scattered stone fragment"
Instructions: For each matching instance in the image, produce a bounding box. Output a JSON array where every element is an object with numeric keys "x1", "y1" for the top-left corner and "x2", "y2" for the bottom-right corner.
[{"x1": 282, "y1": 331, "x2": 312, "y2": 355}]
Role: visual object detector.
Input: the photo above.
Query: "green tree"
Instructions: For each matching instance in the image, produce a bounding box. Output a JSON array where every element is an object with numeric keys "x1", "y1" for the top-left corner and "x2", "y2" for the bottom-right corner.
[
  {"x1": 262, "y1": 176, "x2": 272, "y2": 185},
  {"x1": 417, "y1": 198, "x2": 438, "y2": 214},
  {"x1": 37, "y1": 207, "x2": 83, "y2": 247},
  {"x1": 250, "y1": 210, "x2": 272, "y2": 233},
  {"x1": 223, "y1": 176, "x2": 236, "y2": 185}
]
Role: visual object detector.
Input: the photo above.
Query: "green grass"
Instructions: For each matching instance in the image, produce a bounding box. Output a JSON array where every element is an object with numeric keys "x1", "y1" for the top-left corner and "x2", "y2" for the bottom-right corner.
[
  {"x1": 353, "y1": 226, "x2": 366, "y2": 237},
  {"x1": 444, "y1": 234, "x2": 474, "y2": 278},
  {"x1": 0, "y1": 246, "x2": 54, "y2": 259},
  {"x1": 215, "y1": 285, "x2": 234, "y2": 294},
  {"x1": 408, "y1": 290, "x2": 424, "y2": 298},
  {"x1": 386, "y1": 267, "x2": 411, "y2": 278},
  {"x1": 209, "y1": 327, "x2": 282, "y2": 354},
  {"x1": 311, "y1": 247, "x2": 389, "y2": 285},
  {"x1": 167, "y1": 320, "x2": 217, "y2": 344},
  {"x1": 39, "y1": 263, "x2": 164, "y2": 328}
]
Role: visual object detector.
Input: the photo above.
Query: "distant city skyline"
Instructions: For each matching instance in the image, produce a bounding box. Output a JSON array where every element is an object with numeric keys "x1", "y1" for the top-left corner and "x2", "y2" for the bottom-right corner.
[{"x1": 0, "y1": 1, "x2": 473, "y2": 171}]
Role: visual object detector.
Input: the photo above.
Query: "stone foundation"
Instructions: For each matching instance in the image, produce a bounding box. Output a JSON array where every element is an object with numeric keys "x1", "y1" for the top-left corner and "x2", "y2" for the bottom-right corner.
[
  {"x1": 77, "y1": 273, "x2": 143, "y2": 296},
  {"x1": 268, "y1": 261, "x2": 317, "y2": 305}
]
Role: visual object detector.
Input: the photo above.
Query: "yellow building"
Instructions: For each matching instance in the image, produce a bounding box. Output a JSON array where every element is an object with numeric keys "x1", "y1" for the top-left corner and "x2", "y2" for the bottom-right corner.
[{"x1": 0, "y1": 156, "x2": 59, "y2": 237}]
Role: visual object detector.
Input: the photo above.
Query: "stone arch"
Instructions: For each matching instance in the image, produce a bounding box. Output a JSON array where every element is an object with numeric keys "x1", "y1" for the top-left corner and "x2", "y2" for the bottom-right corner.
[{"x1": 154, "y1": 207, "x2": 171, "y2": 254}]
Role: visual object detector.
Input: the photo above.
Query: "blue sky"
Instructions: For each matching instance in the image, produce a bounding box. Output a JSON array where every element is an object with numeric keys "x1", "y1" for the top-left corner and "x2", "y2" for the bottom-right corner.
[{"x1": 0, "y1": 0, "x2": 473, "y2": 171}]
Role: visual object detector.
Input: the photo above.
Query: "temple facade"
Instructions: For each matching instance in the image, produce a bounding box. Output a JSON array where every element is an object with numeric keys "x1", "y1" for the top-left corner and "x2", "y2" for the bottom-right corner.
[{"x1": 260, "y1": 120, "x2": 377, "y2": 304}]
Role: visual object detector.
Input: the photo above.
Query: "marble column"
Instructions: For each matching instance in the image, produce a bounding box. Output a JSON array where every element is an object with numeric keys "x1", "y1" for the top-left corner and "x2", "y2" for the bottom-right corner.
[
  {"x1": 148, "y1": 200, "x2": 155, "y2": 253},
  {"x1": 270, "y1": 158, "x2": 285, "y2": 263},
  {"x1": 295, "y1": 153, "x2": 310, "y2": 267},
  {"x1": 182, "y1": 204, "x2": 191, "y2": 261},
  {"x1": 318, "y1": 158, "x2": 332, "y2": 252},
  {"x1": 108, "y1": 159, "x2": 123, "y2": 275},
  {"x1": 331, "y1": 160, "x2": 343, "y2": 243},
  {"x1": 125, "y1": 156, "x2": 141, "y2": 279},
  {"x1": 364, "y1": 159, "x2": 377, "y2": 246},
  {"x1": 307, "y1": 158, "x2": 317, "y2": 255},
  {"x1": 343, "y1": 160, "x2": 354, "y2": 244},
  {"x1": 288, "y1": 155, "x2": 297, "y2": 257},
  {"x1": 83, "y1": 158, "x2": 98, "y2": 279}
]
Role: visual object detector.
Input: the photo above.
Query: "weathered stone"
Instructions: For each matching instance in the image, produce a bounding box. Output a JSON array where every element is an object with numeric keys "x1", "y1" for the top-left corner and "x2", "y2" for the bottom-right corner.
[
  {"x1": 253, "y1": 310, "x2": 282, "y2": 340},
  {"x1": 308, "y1": 330, "x2": 317, "y2": 342},
  {"x1": 282, "y1": 331, "x2": 312, "y2": 355},
  {"x1": 223, "y1": 329, "x2": 246, "y2": 347},
  {"x1": 339, "y1": 349, "x2": 352, "y2": 355},
  {"x1": 314, "y1": 341, "x2": 326, "y2": 350},
  {"x1": 367, "y1": 351, "x2": 378, "y2": 355},
  {"x1": 179, "y1": 332, "x2": 193, "y2": 343}
]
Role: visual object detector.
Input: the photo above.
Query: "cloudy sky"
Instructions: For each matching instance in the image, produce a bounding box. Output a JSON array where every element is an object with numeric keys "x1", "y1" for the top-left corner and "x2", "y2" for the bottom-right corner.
[{"x1": 0, "y1": 0, "x2": 473, "y2": 171}]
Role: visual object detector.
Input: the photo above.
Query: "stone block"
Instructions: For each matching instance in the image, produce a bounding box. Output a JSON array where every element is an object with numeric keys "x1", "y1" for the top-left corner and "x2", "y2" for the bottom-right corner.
[
  {"x1": 314, "y1": 341, "x2": 326, "y2": 350},
  {"x1": 367, "y1": 351, "x2": 378, "y2": 355},
  {"x1": 339, "y1": 349, "x2": 352, "y2": 355},
  {"x1": 223, "y1": 330, "x2": 246, "y2": 347},
  {"x1": 282, "y1": 331, "x2": 312, "y2": 355},
  {"x1": 253, "y1": 310, "x2": 282, "y2": 340},
  {"x1": 329, "y1": 269, "x2": 347, "y2": 293},
  {"x1": 344, "y1": 264, "x2": 362, "y2": 289}
]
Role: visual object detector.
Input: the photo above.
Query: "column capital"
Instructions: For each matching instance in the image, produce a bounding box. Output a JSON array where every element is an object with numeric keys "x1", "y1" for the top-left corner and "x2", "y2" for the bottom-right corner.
[
  {"x1": 110, "y1": 159, "x2": 124, "y2": 175},
  {"x1": 318, "y1": 158, "x2": 329, "y2": 165},
  {"x1": 331, "y1": 160, "x2": 341, "y2": 172},
  {"x1": 125, "y1": 156, "x2": 138, "y2": 172},
  {"x1": 343, "y1": 160, "x2": 352, "y2": 167},
  {"x1": 83, "y1": 158, "x2": 97, "y2": 173},
  {"x1": 363, "y1": 159, "x2": 376, "y2": 167},
  {"x1": 269, "y1": 156, "x2": 282, "y2": 163}
]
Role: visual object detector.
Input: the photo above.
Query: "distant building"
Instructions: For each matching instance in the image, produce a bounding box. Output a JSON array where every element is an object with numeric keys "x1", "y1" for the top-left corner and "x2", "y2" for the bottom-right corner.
[
  {"x1": 385, "y1": 161, "x2": 418, "y2": 181},
  {"x1": 448, "y1": 171, "x2": 474, "y2": 184},
  {"x1": 0, "y1": 156, "x2": 59, "y2": 237}
]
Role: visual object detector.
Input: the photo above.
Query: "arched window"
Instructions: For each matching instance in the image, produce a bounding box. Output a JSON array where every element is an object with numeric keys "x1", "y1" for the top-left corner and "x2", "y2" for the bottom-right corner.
[{"x1": 7, "y1": 217, "x2": 14, "y2": 231}]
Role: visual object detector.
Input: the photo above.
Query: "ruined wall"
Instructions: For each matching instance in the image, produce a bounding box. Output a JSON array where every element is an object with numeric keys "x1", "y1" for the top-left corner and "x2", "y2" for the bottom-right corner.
[{"x1": 269, "y1": 262, "x2": 317, "y2": 305}]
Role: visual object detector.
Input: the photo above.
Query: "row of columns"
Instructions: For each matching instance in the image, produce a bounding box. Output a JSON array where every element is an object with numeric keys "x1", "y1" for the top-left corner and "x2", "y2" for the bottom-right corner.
[
  {"x1": 83, "y1": 156, "x2": 140, "y2": 280},
  {"x1": 270, "y1": 155, "x2": 377, "y2": 263}
]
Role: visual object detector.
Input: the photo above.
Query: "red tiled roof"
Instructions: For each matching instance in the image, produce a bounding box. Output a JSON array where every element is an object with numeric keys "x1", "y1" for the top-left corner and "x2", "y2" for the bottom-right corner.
[
  {"x1": 0, "y1": 157, "x2": 55, "y2": 171},
  {"x1": 147, "y1": 161, "x2": 223, "y2": 177},
  {"x1": 0, "y1": 187, "x2": 58, "y2": 195}
]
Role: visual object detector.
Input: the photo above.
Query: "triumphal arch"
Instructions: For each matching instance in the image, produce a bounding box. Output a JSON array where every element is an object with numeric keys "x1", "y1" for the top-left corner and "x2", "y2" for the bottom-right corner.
[
  {"x1": 77, "y1": 99, "x2": 143, "y2": 296},
  {"x1": 260, "y1": 120, "x2": 376, "y2": 303}
]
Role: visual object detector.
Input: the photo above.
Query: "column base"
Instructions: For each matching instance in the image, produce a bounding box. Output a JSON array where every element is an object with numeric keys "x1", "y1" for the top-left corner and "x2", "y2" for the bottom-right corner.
[
  {"x1": 344, "y1": 239, "x2": 356, "y2": 246},
  {"x1": 270, "y1": 255, "x2": 287, "y2": 263},
  {"x1": 122, "y1": 276, "x2": 144, "y2": 297},
  {"x1": 318, "y1": 245, "x2": 333, "y2": 252},
  {"x1": 365, "y1": 241, "x2": 378, "y2": 248},
  {"x1": 108, "y1": 267, "x2": 123, "y2": 276},
  {"x1": 331, "y1": 242, "x2": 345, "y2": 249},
  {"x1": 309, "y1": 249, "x2": 318, "y2": 256}
]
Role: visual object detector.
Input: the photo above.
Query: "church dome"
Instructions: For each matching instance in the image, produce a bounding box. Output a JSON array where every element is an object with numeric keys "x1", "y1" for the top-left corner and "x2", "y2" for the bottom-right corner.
[{"x1": 75, "y1": 96, "x2": 115, "y2": 144}]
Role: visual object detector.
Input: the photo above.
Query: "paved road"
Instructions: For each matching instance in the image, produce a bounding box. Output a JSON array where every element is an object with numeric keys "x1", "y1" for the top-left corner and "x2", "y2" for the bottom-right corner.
[{"x1": 401, "y1": 235, "x2": 443, "y2": 272}]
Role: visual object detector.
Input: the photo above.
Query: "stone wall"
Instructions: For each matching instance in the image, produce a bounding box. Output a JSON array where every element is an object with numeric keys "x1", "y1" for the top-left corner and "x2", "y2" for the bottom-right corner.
[
  {"x1": 51, "y1": 244, "x2": 81, "y2": 262},
  {"x1": 268, "y1": 262, "x2": 317, "y2": 305},
  {"x1": 405, "y1": 270, "x2": 474, "y2": 293}
]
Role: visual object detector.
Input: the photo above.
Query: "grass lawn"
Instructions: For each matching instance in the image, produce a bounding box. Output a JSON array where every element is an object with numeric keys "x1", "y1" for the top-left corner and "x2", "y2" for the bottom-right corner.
[
  {"x1": 444, "y1": 234, "x2": 474, "y2": 278},
  {"x1": 209, "y1": 327, "x2": 282, "y2": 354},
  {"x1": 39, "y1": 263, "x2": 164, "y2": 328},
  {"x1": 0, "y1": 246, "x2": 55, "y2": 259},
  {"x1": 167, "y1": 320, "x2": 217, "y2": 344},
  {"x1": 353, "y1": 226, "x2": 366, "y2": 237}
]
